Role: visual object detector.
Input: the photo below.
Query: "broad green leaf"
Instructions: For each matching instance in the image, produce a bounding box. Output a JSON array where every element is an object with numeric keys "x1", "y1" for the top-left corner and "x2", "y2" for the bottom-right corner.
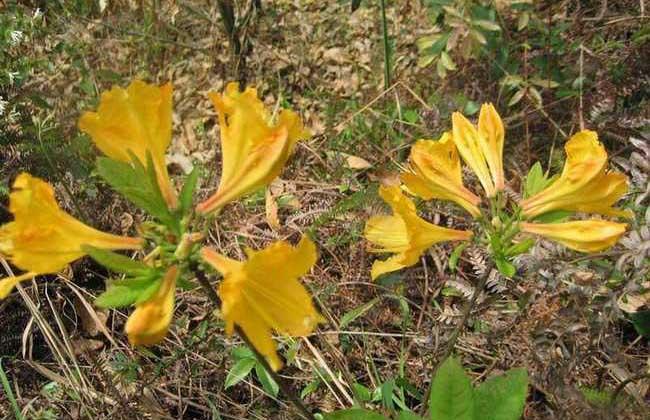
[
  {"x1": 533, "y1": 210, "x2": 572, "y2": 224},
  {"x1": 224, "y1": 358, "x2": 256, "y2": 389},
  {"x1": 505, "y1": 239, "x2": 535, "y2": 257},
  {"x1": 428, "y1": 357, "x2": 474, "y2": 420},
  {"x1": 82, "y1": 246, "x2": 149, "y2": 276},
  {"x1": 179, "y1": 165, "x2": 200, "y2": 217},
  {"x1": 95, "y1": 274, "x2": 162, "y2": 308},
  {"x1": 495, "y1": 258, "x2": 516, "y2": 278},
  {"x1": 255, "y1": 363, "x2": 279, "y2": 397},
  {"x1": 381, "y1": 379, "x2": 395, "y2": 410},
  {"x1": 523, "y1": 162, "x2": 546, "y2": 198},
  {"x1": 96, "y1": 156, "x2": 176, "y2": 230},
  {"x1": 322, "y1": 409, "x2": 389, "y2": 420},
  {"x1": 473, "y1": 19, "x2": 501, "y2": 31},
  {"x1": 474, "y1": 368, "x2": 528, "y2": 420},
  {"x1": 134, "y1": 278, "x2": 163, "y2": 304},
  {"x1": 340, "y1": 297, "x2": 380, "y2": 328},
  {"x1": 628, "y1": 310, "x2": 650, "y2": 338},
  {"x1": 352, "y1": 383, "x2": 372, "y2": 402},
  {"x1": 440, "y1": 51, "x2": 456, "y2": 71},
  {"x1": 231, "y1": 346, "x2": 255, "y2": 361},
  {"x1": 95, "y1": 285, "x2": 141, "y2": 309},
  {"x1": 398, "y1": 411, "x2": 424, "y2": 420},
  {"x1": 351, "y1": 0, "x2": 362, "y2": 12}
]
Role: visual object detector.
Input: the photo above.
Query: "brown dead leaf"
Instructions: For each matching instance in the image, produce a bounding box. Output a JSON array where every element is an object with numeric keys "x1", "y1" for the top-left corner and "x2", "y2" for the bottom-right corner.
[
  {"x1": 265, "y1": 188, "x2": 281, "y2": 230},
  {"x1": 71, "y1": 338, "x2": 104, "y2": 356},
  {"x1": 74, "y1": 295, "x2": 108, "y2": 337},
  {"x1": 345, "y1": 154, "x2": 372, "y2": 170}
]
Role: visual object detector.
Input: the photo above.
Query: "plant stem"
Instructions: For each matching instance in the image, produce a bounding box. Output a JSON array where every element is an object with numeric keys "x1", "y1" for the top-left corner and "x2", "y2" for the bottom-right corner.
[
  {"x1": 418, "y1": 264, "x2": 492, "y2": 416},
  {"x1": 379, "y1": 0, "x2": 391, "y2": 89},
  {"x1": 194, "y1": 269, "x2": 315, "y2": 420}
]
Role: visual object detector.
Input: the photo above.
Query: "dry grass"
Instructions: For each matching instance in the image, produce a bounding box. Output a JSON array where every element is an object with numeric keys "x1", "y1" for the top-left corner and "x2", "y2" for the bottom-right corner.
[{"x1": 0, "y1": 1, "x2": 648, "y2": 419}]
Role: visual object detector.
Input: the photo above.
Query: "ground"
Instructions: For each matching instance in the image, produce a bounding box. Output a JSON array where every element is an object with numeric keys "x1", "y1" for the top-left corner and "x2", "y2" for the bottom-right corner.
[{"x1": 0, "y1": 1, "x2": 648, "y2": 419}]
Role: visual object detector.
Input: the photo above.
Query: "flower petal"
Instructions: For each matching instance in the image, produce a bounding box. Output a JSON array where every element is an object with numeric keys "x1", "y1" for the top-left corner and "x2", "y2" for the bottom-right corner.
[
  {"x1": 202, "y1": 236, "x2": 323, "y2": 370},
  {"x1": 0, "y1": 272, "x2": 37, "y2": 299},
  {"x1": 452, "y1": 111, "x2": 496, "y2": 197},
  {"x1": 196, "y1": 83, "x2": 309, "y2": 214},
  {"x1": 477, "y1": 103, "x2": 505, "y2": 191},
  {"x1": 520, "y1": 220, "x2": 627, "y2": 253},
  {"x1": 401, "y1": 133, "x2": 481, "y2": 217},
  {"x1": 79, "y1": 80, "x2": 176, "y2": 207},
  {"x1": 0, "y1": 173, "x2": 142, "y2": 274},
  {"x1": 519, "y1": 130, "x2": 628, "y2": 219},
  {"x1": 125, "y1": 266, "x2": 178, "y2": 346},
  {"x1": 364, "y1": 186, "x2": 473, "y2": 280}
]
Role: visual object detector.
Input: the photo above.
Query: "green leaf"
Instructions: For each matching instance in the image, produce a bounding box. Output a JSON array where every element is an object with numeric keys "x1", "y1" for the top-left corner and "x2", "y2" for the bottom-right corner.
[
  {"x1": 255, "y1": 363, "x2": 279, "y2": 397},
  {"x1": 351, "y1": 0, "x2": 362, "y2": 12},
  {"x1": 231, "y1": 346, "x2": 255, "y2": 361},
  {"x1": 95, "y1": 285, "x2": 143, "y2": 309},
  {"x1": 224, "y1": 358, "x2": 256, "y2": 389},
  {"x1": 352, "y1": 383, "x2": 372, "y2": 402},
  {"x1": 179, "y1": 165, "x2": 200, "y2": 217},
  {"x1": 628, "y1": 310, "x2": 650, "y2": 338},
  {"x1": 450, "y1": 243, "x2": 468, "y2": 272},
  {"x1": 579, "y1": 386, "x2": 612, "y2": 407},
  {"x1": 134, "y1": 278, "x2": 163, "y2": 304},
  {"x1": 428, "y1": 357, "x2": 474, "y2": 420},
  {"x1": 523, "y1": 162, "x2": 543, "y2": 198},
  {"x1": 301, "y1": 379, "x2": 321, "y2": 399},
  {"x1": 505, "y1": 239, "x2": 535, "y2": 257},
  {"x1": 398, "y1": 411, "x2": 424, "y2": 420},
  {"x1": 322, "y1": 409, "x2": 389, "y2": 420},
  {"x1": 474, "y1": 368, "x2": 529, "y2": 420},
  {"x1": 96, "y1": 156, "x2": 176, "y2": 230},
  {"x1": 340, "y1": 297, "x2": 380, "y2": 328},
  {"x1": 473, "y1": 19, "x2": 501, "y2": 31},
  {"x1": 533, "y1": 210, "x2": 572, "y2": 224},
  {"x1": 82, "y1": 246, "x2": 149, "y2": 276},
  {"x1": 495, "y1": 258, "x2": 516, "y2": 278},
  {"x1": 381, "y1": 379, "x2": 395, "y2": 410}
]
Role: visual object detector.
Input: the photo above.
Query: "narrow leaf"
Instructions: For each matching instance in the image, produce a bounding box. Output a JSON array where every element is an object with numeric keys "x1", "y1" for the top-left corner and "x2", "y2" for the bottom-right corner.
[
  {"x1": 179, "y1": 165, "x2": 200, "y2": 217},
  {"x1": 340, "y1": 297, "x2": 380, "y2": 328},
  {"x1": 83, "y1": 246, "x2": 148, "y2": 276},
  {"x1": 224, "y1": 358, "x2": 256, "y2": 389},
  {"x1": 255, "y1": 363, "x2": 279, "y2": 397}
]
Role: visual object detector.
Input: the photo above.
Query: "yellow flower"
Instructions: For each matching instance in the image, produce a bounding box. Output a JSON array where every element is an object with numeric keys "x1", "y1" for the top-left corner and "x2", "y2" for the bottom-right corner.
[
  {"x1": 520, "y1": 220, "x2": 627, "y2": 253},
  {"x1": 520, "y1": 130, "x2": 631, "y2": 219},
  {"x1": 0, "y1": 173, "x2": 142, "y2": 299},
  {"x1": 125, "y1": 266, "x2": 178, "y2": 346},
  {"x1": 451, "y1": 103, "x2": 505, "y2": 197},
  {"x1": 201, "y1": 236, "x2": 323, "y2": 371},
  {"x1": 78, "y1": 80, "x2": 177, "y2": 208},
  {"x1": 364, "y1": 186, "x2": 473, "y2": 280},
  {"x1": 400, "y1": 132, "x2": 482, "y2": 218},
  {"x1": 196, "y1": 82, "x2": 309, "y2": 214}
]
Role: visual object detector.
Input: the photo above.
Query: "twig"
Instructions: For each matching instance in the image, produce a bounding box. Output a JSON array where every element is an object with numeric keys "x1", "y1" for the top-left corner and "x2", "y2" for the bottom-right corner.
[
  {"x1": 193, "y1": 269, "x2": 315, "y2": 420},
  {"x1": 609, "y1": 372, "x2": 650, "y2": 410},
  {"x1": 418, "y1": 264, "x2": 492, "y2": 416}
]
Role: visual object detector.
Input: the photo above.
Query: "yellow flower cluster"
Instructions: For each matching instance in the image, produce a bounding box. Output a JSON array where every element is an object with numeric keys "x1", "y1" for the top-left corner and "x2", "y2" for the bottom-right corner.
[
  {"x1": 0, "y1": 80, "x2": 320, "y2": 370},
  {"x1": 366, "y1": 104, "x2": 629, "y2": 278}
]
